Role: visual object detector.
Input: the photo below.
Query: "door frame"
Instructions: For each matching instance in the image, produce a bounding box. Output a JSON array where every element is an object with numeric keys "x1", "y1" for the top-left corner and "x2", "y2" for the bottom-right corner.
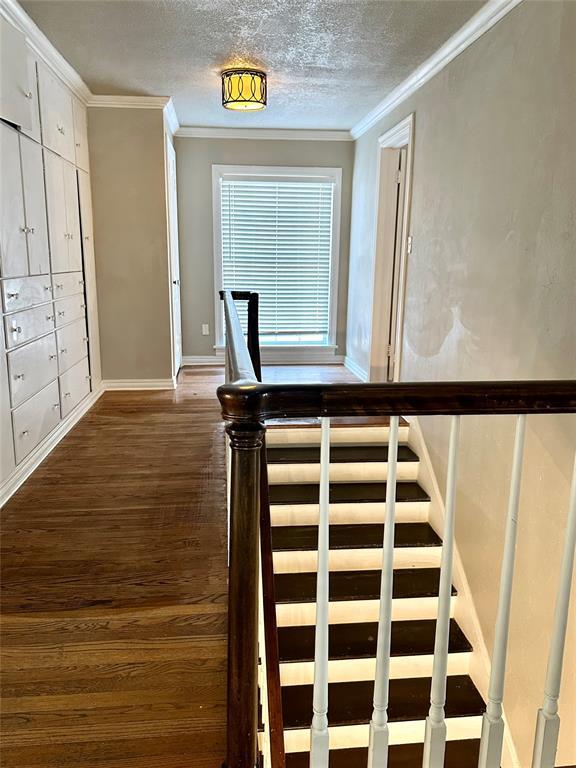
[
  {"x1": 368, "y1": 113, "x2": 415, "y2": 382},
  {"x1": 164, "y1": 134, "x2": 182, "y2": 382}
]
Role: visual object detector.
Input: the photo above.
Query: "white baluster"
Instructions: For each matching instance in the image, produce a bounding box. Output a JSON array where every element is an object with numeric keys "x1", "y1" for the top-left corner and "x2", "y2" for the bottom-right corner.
[
  {"x1": 368, "y1": 415, "x2": 400, "y2": 768},
  {"x1": 423, "y1": 415, "x2": 460, "y2": 768},
  {"x1": 531, "y1": 452, "x2": 576, "y2": 768},
  {"x1": 478, "y1": 414, "x2": 526, "y2": 768},
  {"x1": 310, "y1": 416, "x2": 330, "y2": 767}
]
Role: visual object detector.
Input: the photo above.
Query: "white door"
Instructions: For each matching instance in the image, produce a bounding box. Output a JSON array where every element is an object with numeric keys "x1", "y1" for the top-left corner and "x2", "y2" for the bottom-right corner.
[
  {"x1": 38, "y1": 63, "x2": 75, "y2": 162},
  {"x1": 20, "y1": 135, "x2": 50, "y2": 275},
  {"x1": 72, "y1": 97, "x2": 90, "y2": 172},
  {"x1": 166, "y1": 138, "x2": 182, "y2": 376},
  {"x1": 0, "y1": 124, "x2": 28, "y2": 278},
  {"x1": 20, "y1": 49, "x2": 41, "y2": 143},
  {"x1": 63, "y1": 161, "x2": 82, "y2": 270},
  {"x1": 44, "y1": 149, "x2": 69, "y2": 273}
]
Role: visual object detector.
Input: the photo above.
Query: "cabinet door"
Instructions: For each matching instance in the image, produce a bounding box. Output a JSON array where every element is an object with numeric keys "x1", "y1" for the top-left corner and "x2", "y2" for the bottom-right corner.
[
  {"x1": 2, "y1": 275, "x2": 53, "y2": 314},
  {"x1": 20, "y1": 49, "x2": 41, "y2": 143},
  {"x1": 12, "y1": 380, "x2": 61, "y2": 463},
  {"x1": 59, "y1": 357, "x2": 90, "y2": 417},
  {"x1": 72, "y1": 97, "x2": 90, "y2": 172},
  {"x1": 0, "y1": 124, "x2": 28, "y2": 278},
  {"x1": 20, "y1": 136, "x2": 50, "y2": 275},
  {"x1": 4, "y1": 303, "x2": 55, "y2": 350},
  {"x1": 0, "y1": 17, "x2": 32, "y2": 130},
  {"x1": 7, "y1": 332, "x2": 59, "y2": 408},
  {"x1": 63, "y1": 161, "x2": 82, "y2": 270},
  {"x1": 44, "y1": 150, "x2": 69, "y2": 273},
  {"x1": 38, "y1": 64, "x2": 75, "y2": 162}
]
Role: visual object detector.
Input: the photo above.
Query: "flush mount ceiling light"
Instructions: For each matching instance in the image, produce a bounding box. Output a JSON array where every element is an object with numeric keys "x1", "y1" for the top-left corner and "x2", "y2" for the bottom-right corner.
[{"x1": 221, "y1": 69, "x2": 267, "y2": 111}]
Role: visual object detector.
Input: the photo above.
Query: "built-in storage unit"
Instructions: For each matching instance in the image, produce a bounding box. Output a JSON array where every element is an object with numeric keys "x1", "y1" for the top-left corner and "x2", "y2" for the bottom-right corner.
[{"x1": 0, "y1": 15, "x2": 99, "y2": 491}]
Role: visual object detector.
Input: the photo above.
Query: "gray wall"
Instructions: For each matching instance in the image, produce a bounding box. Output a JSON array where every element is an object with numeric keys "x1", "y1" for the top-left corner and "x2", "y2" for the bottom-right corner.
[
  {"x1": 175, "y1": 137, "x2": 354, "y2": 357},
  {"x1": 88, "y1": 107, "x2": 172, "y2": 380},
  {"x1": 346, "y1": 2, "x2": 576, "y2": 764}
]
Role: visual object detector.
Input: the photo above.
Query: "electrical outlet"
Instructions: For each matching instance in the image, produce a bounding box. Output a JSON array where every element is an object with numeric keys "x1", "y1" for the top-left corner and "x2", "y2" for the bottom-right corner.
[{"x1": 201, "y1": 324, "x2": 210, "y2": 336}]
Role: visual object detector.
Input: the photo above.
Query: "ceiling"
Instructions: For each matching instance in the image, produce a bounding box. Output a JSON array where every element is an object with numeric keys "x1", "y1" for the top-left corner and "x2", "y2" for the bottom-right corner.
[{"x1": 21, "y1": 0, "x2": 485, "y2": 130}]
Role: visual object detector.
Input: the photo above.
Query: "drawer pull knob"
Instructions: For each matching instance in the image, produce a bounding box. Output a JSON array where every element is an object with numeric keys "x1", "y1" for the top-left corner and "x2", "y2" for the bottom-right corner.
[
  {"x1": 55, "y1": 283, "x2": 64, "y2": 289},
  {"x1": 11, "y1": 326, "x2": 22, "y2": 334},
  {"x1": 85, "y1": 375, "x2": 92, "y2": 381},
  {"x1": 24, "y1": 90, "x2": 33, "y2": 99},
  {"x1": 69, "y1": 234, "x2": 74, "y2": 240},
  {"x1": 21, "y1": 430, "x2": 29, "y2": 436},
  {"x1": 14, "y1": 373, "x2": 25, "y2": 380},
  {"x1": 75, "y1": 142, "x2": 81, "y2": 147},
  {"x1": 28, "y1": 227, "x2": 35, "y2": 234},
  {"x1": 64, "y1": 392, "x2": 71, "y2": 397},
  {"x1": 79, "y1": 280, "x2": 85, "y2": 286},
  {"x1": 60, "y1": 348, "x2": 68, "y2": 354},
  {"x1": 49, "y1": 354, "x2": 57, "y2": 360},
  {"x1": 84, "y1": 235, "x2": 90, "y2": 241},
  {"x1": 80, "y1": 304, "x2": 86, "y2": 309},
  {"x1": 46, "y1": 314, "x2": 54, "y2": 321},
  {"x1": 44, "y1": 285, "x2": 52, "y2": 291},
  {"x1": 20, "y1": 226, "x2": 28, "y2": 234},
  {"x1": 7, "y1": 292, "x2": 19, "y2": 299},
  {"x1": 58, "y1": 311, "x2": 65, "y2": 317},
  {"x1": 57, "y1": 125, "x2": 65, "y2": 135},
  {"x1": 52, "y1": 403, "x2": 60, "y2": 409},
  {"x1": 83, "y1": 337, "x2": 89, "y2": 342}
]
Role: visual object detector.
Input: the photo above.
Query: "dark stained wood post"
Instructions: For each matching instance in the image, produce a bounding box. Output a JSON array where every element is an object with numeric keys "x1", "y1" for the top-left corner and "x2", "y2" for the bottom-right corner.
[{"x1": 225, "y1": 419, "x2": 265, "y2": 768}]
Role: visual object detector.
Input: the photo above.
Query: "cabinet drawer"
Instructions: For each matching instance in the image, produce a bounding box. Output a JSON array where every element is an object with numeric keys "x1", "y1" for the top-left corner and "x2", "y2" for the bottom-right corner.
[
  {"x1": 12, "y1": 380, "x2": 60, "y2": 464},
  {"x1": 52, "y1": 271, "x2": 84, "y2": 299},
  {"x1": 56, "y1": 318, "x2": 88, "y2": 374},
  {"x1": 54, "y1": 294, "x2": 85, "y2": 328},
  {"x1": 2, "y1": 275, "x2": 53, "y2": 313},
  {"x1": 7, "y1": 332, "x2": 58, "y2": 408},
  {"x1": 4, "y1": 303, "x2": 55, "y2": 349},
  {"x1": 59, "y1": 356, "x2": 90, "y2": 418}
]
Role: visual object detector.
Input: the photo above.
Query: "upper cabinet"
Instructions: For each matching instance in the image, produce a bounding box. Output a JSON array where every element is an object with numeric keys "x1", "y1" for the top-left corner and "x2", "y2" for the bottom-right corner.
[
  {"x1": 0, "y1": 16, "x2": 33, "y2": 131},
  {"x1": 38, "y1": 62, "x2": 75, "y2": 163},
  {"x1": 72, "y1": 98, "x2": 90, "y2": 172},
  {"x1": 20, "y1": 136, "x2": 50, "y2": 275},
  {"x1": 20, "y1": 48, "x2": 42, "y2": 144},
  {"x1": 44, "y1": 150, "x2": 82, "y2": 273}
]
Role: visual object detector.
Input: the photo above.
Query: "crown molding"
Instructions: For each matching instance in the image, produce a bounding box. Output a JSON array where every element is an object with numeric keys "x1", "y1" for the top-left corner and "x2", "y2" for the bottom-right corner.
[
  {"x1": 88, "y1": 94, "x2": 171, "y2": 109},
  {"x1": 175, "y1": 126, "x2": 353, "y2": 141},
  {"x1": 1, "y1": 0, "x2": 92, "y2": 103},
  {"x1": 164, "y1": 99, "x2": 180, "y2": 135},
  {"x1": 351, "y1": 0, "x2": 525, "y2": 139}
]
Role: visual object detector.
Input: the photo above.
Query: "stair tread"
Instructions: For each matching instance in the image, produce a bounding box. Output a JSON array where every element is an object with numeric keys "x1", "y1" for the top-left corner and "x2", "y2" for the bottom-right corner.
[
  {"x1": 267, "y1": 445, "x2": 419, "y2": 464},
  {"x1": 278, "y1": 618, "x2": 471, "y2": 663},
  {"x1": 270, "y1": 481, "x2": 430, "y2": 506},
  {"x1": 275, "y1": 568, "x2": 456, "y2": 604},
  {"x1": 282, "y1": 674, "x2": 484, "y2": 730},
  {"x1": 272, "y1": 522, "x2": 441, "y2": 552},
  {"x1": 285, "y1": 739, "x2": 481, "y2": 767}
]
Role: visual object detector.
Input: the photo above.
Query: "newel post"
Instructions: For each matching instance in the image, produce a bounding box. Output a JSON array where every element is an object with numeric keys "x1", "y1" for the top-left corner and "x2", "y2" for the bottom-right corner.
[{"x1": 225, "y1": 419, "x2": 265, "y2": 768}]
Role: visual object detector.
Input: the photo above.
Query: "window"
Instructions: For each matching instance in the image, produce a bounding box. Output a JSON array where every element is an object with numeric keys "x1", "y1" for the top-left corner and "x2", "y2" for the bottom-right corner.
[{"x1": 213, "y1": 165, "x2": 341, "y2": 347}]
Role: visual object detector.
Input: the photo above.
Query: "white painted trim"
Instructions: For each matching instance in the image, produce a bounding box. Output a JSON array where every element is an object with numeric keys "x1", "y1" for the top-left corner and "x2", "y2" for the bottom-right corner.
[
  {"x1": 212, "y1": 164, "x2": 343, "y2": 351},
  {"x1": 102, "y1": 378, "x2": 176, "y2": 390},
  {"x1": 164, "y1": 98, "x2": 180, "y2": 135},
  {"x1": 369, "y1": 113, "x2": 415, "y2": 383},
  {"x1": 0, "y1": 386, "x2": 104, "y2": 508},
  {"x1": 344, "y1": 355, "x2": 369, "y2": 382},
  {"x1": 176, "y1": 126, "x2": 353, "y2": 141},
  {"x1": 183, "y1": 350, "x2": 344, "y2": 366},
  {"x1": 406, "y1": 416, "x2": 521, "y2": 768},
  {"x1": 87, "y1": 95, "x2": 170, "y2": 109},
  {"x1": 0, "y1": 0, "x2": 92, "y2": 103},
  {"x1": 351, "y1": 0, "x2": 525, "y2": 139}
]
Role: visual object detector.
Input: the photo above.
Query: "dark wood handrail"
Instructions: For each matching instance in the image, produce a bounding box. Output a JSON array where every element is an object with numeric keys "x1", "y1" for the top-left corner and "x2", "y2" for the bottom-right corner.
[{"x1": 218, "y1": 379, "x2": 576, "y2": 421}]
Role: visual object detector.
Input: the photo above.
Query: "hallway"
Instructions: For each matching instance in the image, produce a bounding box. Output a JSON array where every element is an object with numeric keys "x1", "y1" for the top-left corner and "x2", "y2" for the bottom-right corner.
[{"x1": 0, "y1": 365, "x2": 355, "y2": 767}]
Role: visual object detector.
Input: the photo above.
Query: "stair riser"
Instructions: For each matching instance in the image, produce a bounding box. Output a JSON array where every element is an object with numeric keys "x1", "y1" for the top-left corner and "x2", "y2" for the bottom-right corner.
[
  {"x1": 268, "y1": 462, "x2": 419, "y2": 484},
  {"x1": 283, "y1": 715, "x2": 482, "y2": 753},
  {"x1": 277, "y1": 595, "x2": 455, "y2": 627},
  {"x1": 280, "y1": 651, "x2": 472, "y2": 686},
  {"x1": 270, "y1": 501, "x2": 430, "y2": 526},
  {"x1": 266, "y1": 426, "x2": 411, "y2": 446},
  {"x1": 273, "y1": 546, "x2": 442, "y2": 573}
]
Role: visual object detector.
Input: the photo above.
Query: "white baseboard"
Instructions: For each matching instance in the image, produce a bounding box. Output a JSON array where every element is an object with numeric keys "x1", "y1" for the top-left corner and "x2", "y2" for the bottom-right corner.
[
  {"x1": 0, "y1": 386, "x2": 104, "y2": 509},
  {"x1": 344, "y1": 355, "x2": 369, "y2": 381},
  {"x1": 183, "y1": 350, "x2": 344, "y2": 366},
  {"x1": 102, "y1": 378, "x2": 176, "y2": 390}
]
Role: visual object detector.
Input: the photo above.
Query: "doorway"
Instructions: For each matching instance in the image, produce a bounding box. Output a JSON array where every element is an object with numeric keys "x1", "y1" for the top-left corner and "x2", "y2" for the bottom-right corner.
[{"x1": 369, "y1": 114, "x2": 414, "y2": 382}]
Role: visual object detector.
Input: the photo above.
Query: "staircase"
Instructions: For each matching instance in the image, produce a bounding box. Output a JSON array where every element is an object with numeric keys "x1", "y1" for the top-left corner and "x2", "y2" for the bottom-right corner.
[{"x1": 264, "y1": 416, "x2": 485, "y2": 766}]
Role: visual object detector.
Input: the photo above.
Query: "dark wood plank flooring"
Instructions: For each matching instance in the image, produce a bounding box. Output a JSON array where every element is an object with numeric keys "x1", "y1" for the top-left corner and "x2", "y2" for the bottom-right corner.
[{"x1": 0, "y1": 364, "x2": 356, "y2": 767}]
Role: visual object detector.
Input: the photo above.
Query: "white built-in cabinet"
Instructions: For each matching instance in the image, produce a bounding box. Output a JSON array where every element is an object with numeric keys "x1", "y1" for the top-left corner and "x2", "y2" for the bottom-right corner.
[{"x1": 0, "y1": 16, "x2": 99, "y2": 493}]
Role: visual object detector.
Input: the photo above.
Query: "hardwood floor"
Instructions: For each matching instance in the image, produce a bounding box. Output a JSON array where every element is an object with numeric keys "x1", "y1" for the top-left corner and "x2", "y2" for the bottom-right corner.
[{"x1": 0, "y1": 364, "x2": 355, "y2": 768}]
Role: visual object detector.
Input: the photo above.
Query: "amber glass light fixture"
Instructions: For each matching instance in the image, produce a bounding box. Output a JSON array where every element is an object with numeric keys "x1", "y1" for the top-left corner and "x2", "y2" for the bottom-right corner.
[{"x1": 221, "y1": 69, "x2": 267, "y2": 111}]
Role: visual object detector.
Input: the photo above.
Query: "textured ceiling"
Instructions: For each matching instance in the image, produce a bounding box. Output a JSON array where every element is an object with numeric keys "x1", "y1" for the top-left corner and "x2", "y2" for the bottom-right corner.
[{"x1": 21, "y1": 0, "x2": 485, "y2": 130}]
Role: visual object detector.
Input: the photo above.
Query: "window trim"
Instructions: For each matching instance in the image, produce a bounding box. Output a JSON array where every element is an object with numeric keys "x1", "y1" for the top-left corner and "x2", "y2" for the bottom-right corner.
[{"x1": 212, "y1": 164, "x2": 342, "y2": 350}]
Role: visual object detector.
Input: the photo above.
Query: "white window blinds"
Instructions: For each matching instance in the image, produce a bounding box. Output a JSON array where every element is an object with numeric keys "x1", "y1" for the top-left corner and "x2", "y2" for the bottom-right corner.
[{"x1": 220, "y1": 177, "x2": 335, "y2": 345}]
